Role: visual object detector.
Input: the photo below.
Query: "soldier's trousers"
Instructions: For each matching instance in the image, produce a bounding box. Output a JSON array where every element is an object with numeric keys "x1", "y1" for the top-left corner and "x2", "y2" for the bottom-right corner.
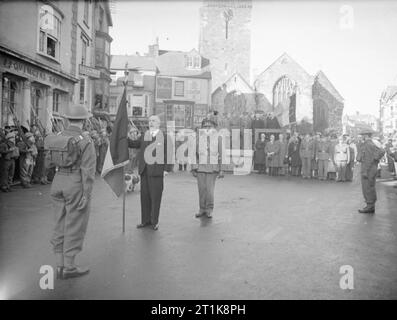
[
  {"x1": 302, "y1": 157, "x2": 312, "y2": 178},
  {"x1": 140, "y1": 170, "x2": 163, "y2": 225},
  {"x1": 361, "y1": 164, "x2": 378, "y2": 207},
  {"x1": 0, "y1": 159, "x2": 15, "y2": 188},
  {"x1": 197, "y1": 172, "x2": 218, "y2": 214},
  {"x1": 336, "y1": 161, "x2": 347, "y2": 181},
  {"x1": 19, "y1": 157, "x2": 34, "y2": 185},
  {"x1": 32, "y1": 150, "x2": 46, "y2": 182},
  {"x1": 50, "y1": 172, "x2": 90, "y2": 258},
  {"x1": 318, "y1": 160, "x2": 329, "y2": 180}
]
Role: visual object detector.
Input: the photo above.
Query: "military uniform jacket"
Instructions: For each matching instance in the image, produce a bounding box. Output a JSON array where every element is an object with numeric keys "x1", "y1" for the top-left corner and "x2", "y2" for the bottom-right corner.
[
  {"x1": 300, "y1": 139, "x2": 314, "y2": 158},
  {"x1": 191, "y1": 130, "x2": 223, "y2": 173},
  {"x1": 0, "y1": 141, "x2": 19, "y2": 160},
  {"x1": 316, "y1": 141, "x2": 331, "y2": 160},
  {"x1": 357, "y1": 139, "x2": 385, "y2": 175},
  {"x1": 59, "y1": 126, "x2": 96, "y2": 196}
]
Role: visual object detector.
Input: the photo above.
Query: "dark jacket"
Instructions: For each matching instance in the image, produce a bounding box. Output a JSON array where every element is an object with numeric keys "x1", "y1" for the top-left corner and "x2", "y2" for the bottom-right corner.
[{"x1": 128, "y1": 130, "x2": 173, "y2": 177}]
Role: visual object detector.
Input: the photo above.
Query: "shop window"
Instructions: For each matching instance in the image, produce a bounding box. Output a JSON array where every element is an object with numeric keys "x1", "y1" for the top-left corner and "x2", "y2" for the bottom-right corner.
[
  {"x1": 174, "y1": 81, "x2": 184, "y2": 97},
  {"x1": 38, "y1": 5, "x2": 61, "y2": 60},
  {"x1": 1, "y1": 77, "x2": 18, "y2": 127},
  {"x1": 53, "y1": 91, "x2": 60, "y2": 113},
  {"x1": 79, "y1": 78, "x2": 85, "y2": 104}
]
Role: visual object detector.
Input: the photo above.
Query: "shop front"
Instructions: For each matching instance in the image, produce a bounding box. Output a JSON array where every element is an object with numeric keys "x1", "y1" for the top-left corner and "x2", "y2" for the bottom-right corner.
[{"x1": 0, "y1": 47, "x2": 77, "y2": 133}]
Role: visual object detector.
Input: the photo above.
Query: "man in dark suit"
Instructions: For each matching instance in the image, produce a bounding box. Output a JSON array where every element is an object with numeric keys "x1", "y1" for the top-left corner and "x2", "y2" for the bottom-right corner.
[{"x1": 128, "y1": 115, "x2": 173, "y2": 230}]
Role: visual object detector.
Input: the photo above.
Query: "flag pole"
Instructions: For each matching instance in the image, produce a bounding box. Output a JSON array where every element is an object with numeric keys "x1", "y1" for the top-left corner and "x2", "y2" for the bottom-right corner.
[
  {"x1": 122, "y1": 165, "x2": 126, "y2": 233},
  {"x1": 122, "y1": 62, "x2": 129, "y2": 234}
]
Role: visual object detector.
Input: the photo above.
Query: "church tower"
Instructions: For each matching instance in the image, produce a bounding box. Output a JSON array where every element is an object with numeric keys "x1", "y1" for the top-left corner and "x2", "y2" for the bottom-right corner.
[{"x1": 199, "y1": 0, "x2": 252, "y2": 93}]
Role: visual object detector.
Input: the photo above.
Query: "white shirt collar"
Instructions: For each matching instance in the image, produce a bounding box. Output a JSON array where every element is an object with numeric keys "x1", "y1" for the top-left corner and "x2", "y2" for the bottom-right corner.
[{"x1": 150, "y1": 129, "x2": 159, "y2": 137}]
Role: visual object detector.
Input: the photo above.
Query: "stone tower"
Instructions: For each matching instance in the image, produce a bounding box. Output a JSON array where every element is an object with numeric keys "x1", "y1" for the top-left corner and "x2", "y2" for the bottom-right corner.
[{"x1": 199, "y1": 0, "x2": 252, "y2": 93}]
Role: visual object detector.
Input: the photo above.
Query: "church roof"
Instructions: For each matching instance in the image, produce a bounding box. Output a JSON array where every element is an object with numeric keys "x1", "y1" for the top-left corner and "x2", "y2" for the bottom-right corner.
[
  {"x1": 257, "y1": 52, "x2": 313, "y2": 81},
  {"x1": 213, "y1": 72, "x2": 255, "y2": 93},
  {"x1": 315, "y1": 70, "x2": 344, "y2": 103}
]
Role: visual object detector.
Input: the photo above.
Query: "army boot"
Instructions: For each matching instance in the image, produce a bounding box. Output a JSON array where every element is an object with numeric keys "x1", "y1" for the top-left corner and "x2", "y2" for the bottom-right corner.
[{"x1": 358, "y1": 205, "x2": 375, "y2": 214}]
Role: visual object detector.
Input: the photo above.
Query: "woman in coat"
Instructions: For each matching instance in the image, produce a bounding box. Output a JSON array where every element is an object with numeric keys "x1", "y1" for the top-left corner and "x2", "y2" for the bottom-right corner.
[
  {"x1": 254, "y1": 132, "x2": 267, "y2": 174},
  {"x1": 278, "y1": 133, "x2": 289, "y2": 175},
  {"x1": 288, "y1": 135, "x2": 302, "y2": 176},
  {"x1": 265, "y1": 134, "x2": 280, "y2": 176}
]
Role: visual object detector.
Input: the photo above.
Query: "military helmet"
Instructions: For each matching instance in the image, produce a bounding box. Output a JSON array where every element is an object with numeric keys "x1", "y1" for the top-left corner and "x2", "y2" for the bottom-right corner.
[
  {"x1": 63, "y1": 105, "x2": 92, "y2": 120},
  {"x1": 25, "y1": 132, "x2": 34, "y2": 139}
]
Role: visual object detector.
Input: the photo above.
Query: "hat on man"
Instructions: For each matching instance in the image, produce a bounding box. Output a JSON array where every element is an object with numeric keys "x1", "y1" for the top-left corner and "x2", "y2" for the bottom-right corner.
[
  {"x1": 63, "y1": 105, "x2": 92, "y2": 120},
  {"x1": 201, "y1": 118, "x2": 216, "y2": 128}
]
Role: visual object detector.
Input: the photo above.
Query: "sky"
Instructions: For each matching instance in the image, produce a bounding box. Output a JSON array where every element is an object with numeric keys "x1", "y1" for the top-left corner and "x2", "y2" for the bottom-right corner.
[{"x1": 109, "y1": 0, "x2": 397, "y2": 117}]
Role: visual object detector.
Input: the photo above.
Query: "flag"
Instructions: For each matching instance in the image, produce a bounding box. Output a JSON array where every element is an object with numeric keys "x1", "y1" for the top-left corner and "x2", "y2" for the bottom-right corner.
[{"x1": 101, "y1": 87, "x2": 130, "y2": 197}]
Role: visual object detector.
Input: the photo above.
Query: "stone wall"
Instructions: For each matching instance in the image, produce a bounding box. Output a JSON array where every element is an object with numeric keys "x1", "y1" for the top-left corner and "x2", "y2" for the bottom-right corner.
[{"x1": 199, "y1": 0, "x2": 252, "y2": 92}]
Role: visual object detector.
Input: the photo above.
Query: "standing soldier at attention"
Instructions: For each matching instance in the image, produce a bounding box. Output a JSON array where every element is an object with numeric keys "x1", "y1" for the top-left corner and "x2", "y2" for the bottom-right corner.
[
  {"x1": 17, "y1": 132, "x2": 38, "y2": 188},
  {"x1": 191, "y1": 119, "x2": 224, "y2": 219},
  {"x1": 300, "y1": 134, "x2": 314, "y2": 179},
  {"x1": 356, "y1": 129, "x2": 385, "y2": 214},
  {"x1": 45, "y1": 105, "x2": 96, "y2": 279},
  {"x1": 316, "y1": 134, "x2": 331, "y2": 181}
]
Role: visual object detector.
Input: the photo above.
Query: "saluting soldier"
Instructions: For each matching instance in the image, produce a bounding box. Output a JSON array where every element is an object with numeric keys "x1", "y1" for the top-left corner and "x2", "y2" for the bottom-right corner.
[
  {"x1": 46, "y1": 105, "x2": 96, "y2": 279},
  {"x1": 191, "y1": 119, "x2": 224, "y2": 219},
  {"x1": 356, "y1": 129, "x2": 385, "y2": 214}
]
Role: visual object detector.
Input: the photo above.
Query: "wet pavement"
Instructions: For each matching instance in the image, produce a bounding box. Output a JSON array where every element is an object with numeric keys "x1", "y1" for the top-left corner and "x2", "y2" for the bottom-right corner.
[{"x1": 1, "y1": 169, "x2": 397, "y2": 299}]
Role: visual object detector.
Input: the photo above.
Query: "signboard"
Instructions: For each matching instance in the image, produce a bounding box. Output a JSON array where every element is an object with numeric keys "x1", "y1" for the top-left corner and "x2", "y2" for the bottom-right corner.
[
  {"x1": 157, "y1": 77, "x2": 172, "y2": 100},
  {"x1": 79, "y1": 64, "x2": 100, "y2": 79},
  {"x1": 1, "y1": 54, "x2": 71, "y2": 91}
]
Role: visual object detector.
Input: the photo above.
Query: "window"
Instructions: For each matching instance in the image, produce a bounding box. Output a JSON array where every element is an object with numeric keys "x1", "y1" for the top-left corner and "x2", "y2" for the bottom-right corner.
[
  {"x1": 81, "y1": 36, "x2": 88, "y2": 65},
  {"x1": 38, "y1": 5, "x2": 61, "y2": 59},
  {"x1": 1, "y1": 77, "x2": 18, "y2": 127},
  {"x1": 174, "y1": 81, "x2": 184, "y2": 97},
  {"x1": 98, "y1": 6, "x2": 104, "y2": 31},
  {"x1": 186, "y1": 56, "x2": 193, "y2": 68},
  {"x1": 193, "y1": 56, "x2": 200, "y2": 68},
  {"x1": 79, "y1": 78, "x2": 85, "y2": 104},
  {"x1": 84, "y1": 0, "x2": 89, "y2": 25},
  {"x1": 53, "y1": 91, "x2": 60, "y2": 113}
]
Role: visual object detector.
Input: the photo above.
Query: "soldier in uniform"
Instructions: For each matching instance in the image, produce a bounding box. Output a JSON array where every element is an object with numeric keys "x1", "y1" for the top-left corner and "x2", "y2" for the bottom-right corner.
[
  {"x1": 0, "y1": 132, "x2": 19, "y2": 192},
  {"x1": 47, "y1": 105, "x2": 96, "y2": 279},
  {"x1": 300, "y1": 134, "x2": 314, "y2": 179},
  {"x1": 315, "y1": 134, "x2": 331, "y2": 181},
  {"x1": 334, "y1": 135, "x2": 350, "y2": 182},
  {"x1": 191, "y1": 119, "x2": 224, "y2": 219},
  {"x1": 356, "y1": 129, "x2": 385, "y2": 214},
  {"x1": 17, "y1": 132, "x2": 38, "y2": 188},
  {"x1": 32, "y1": 128, "x2": 49, "y2": 185}
]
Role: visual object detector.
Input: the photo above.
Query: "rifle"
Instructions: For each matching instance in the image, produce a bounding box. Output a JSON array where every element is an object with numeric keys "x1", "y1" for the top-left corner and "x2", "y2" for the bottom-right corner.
[
  {"x1": 7, "y1": 104, "x2": 29, "y2": 145},
  {"x1": 30, "y1": 105, "x2": 46, "y2": 137}
]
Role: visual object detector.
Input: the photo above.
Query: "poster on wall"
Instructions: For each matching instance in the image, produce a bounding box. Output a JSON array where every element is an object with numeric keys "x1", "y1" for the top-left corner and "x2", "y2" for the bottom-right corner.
[{"x1": 157, "y1": 77, "x2": 172, "y2": 100}]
